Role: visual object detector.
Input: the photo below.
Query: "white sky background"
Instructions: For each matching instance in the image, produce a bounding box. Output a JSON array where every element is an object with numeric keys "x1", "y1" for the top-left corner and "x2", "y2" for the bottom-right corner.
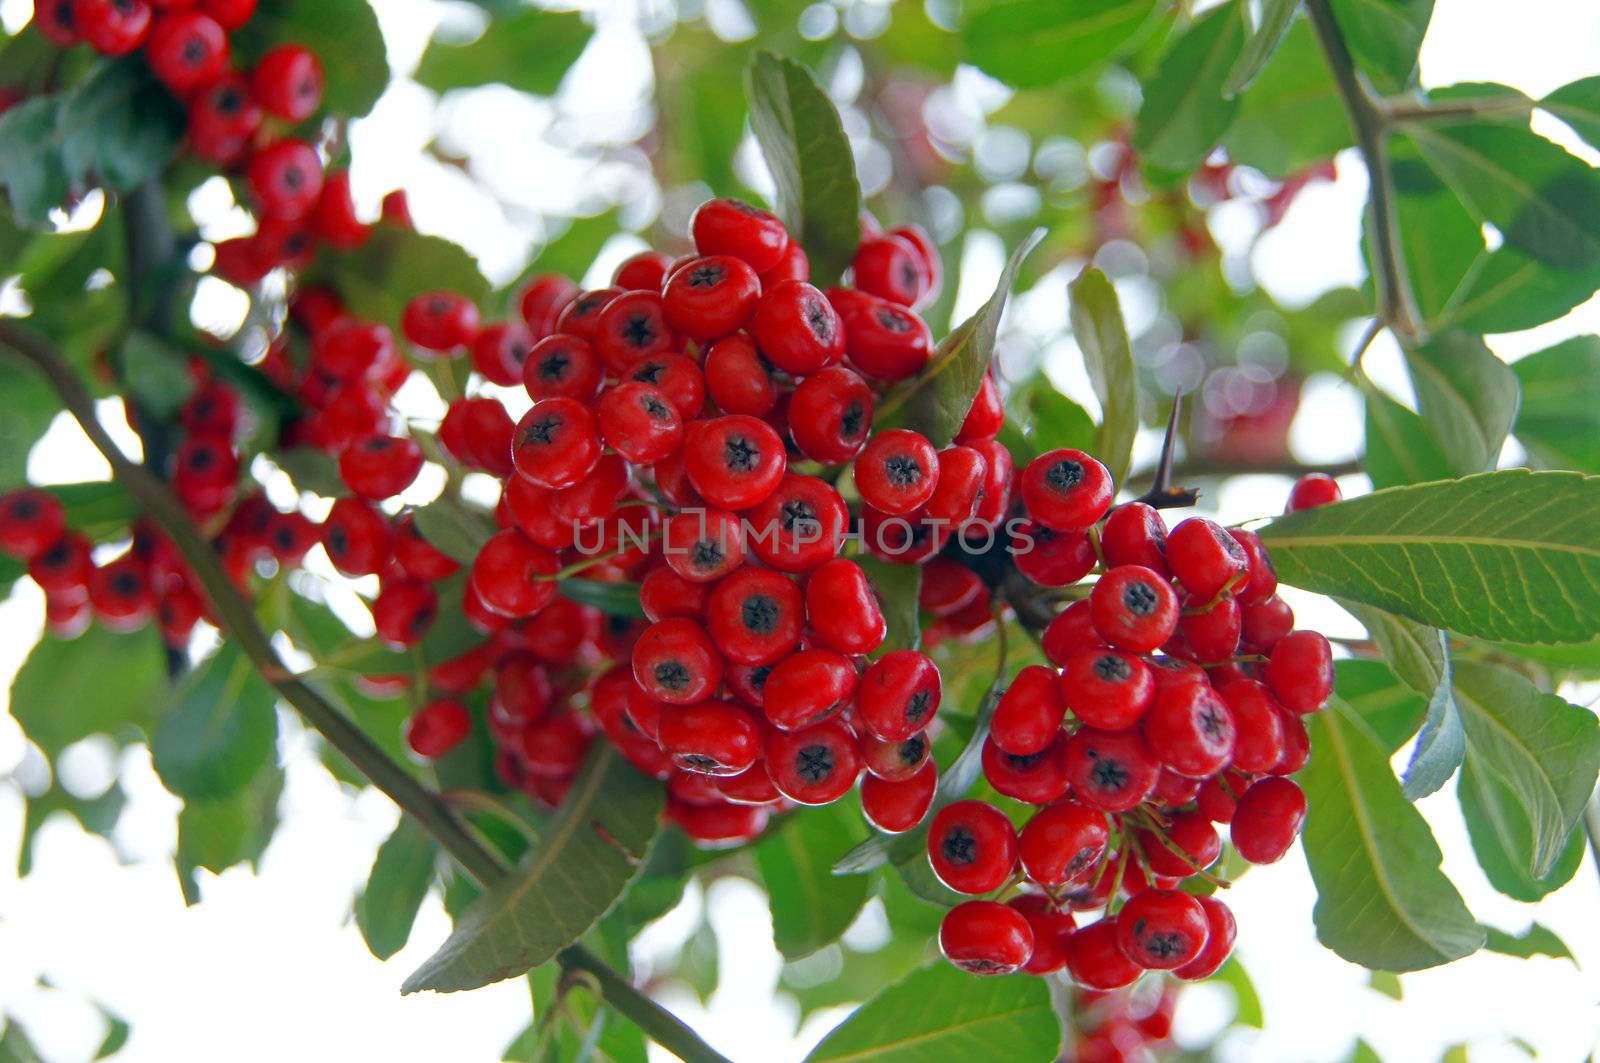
[{"x1": 1, "y1": 0, "x2": 1600, "y2": 1060}]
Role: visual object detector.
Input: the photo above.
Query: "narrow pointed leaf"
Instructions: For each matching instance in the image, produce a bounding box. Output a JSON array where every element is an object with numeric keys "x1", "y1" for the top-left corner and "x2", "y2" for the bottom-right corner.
[
  {"x1": 1542, "y1": 76, "x2": 1600, "y2": 151},
  {"x1": 402, "y1": 745, "x2": 663, "y2": 993},
  {"x1": 1133, "y1": 5, "x2": 1246, "y2": 169},
  {"x1": 1225, "y1": 0, "x2": 1301, "y2": 97},
  {"x1": 1327, "y1": 0, "x2": 1433, "y2": 93},
  {"x1": 1482, "y1": 922, "x2": 1575, "y2": 961},
  {"x1": 558, "y1": 579, "x2": 645, "y2": 618},
  {"x1": 1068, "y1": 268, "x2": 1138, "y2": 487},
  {"x1": 1362, "y1": 386, "x2": 1453, "y2": 490},
  {"x1": 358, "y1": 818, "x2": 439, "y2": 961},
  {"x1": 1403, "y1": 332, "x2": 1519, "y2": 476},
  {"x1": 756, "y1": 801, "x2": 870, "y2": 960},
  {"x1": 1458, "y1": 758, "x2": 1584, "y2": 901}
]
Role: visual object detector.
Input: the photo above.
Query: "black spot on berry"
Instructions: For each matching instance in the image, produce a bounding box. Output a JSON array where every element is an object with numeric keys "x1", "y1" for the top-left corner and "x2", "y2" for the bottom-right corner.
[
  {"x1": 883, "y1": 454, "x2": 923, "y2": 488},
  {"x1": 1123, "y1": 581, "x2": 1159, "y2": 616},
  {"x1": 898, "y1": 734, "x2": 928, "y2": 766},
  {"x1": 632, "y1": 361, "x2": 665, "y2": 384},
  {"x1": 941, "y1": 825, "x2": 977, "y2": 865},
  {"x1": 904, "y1": 688, "x2": 932, "y2": 723},
  {"x1": 687, "y1": 264, "x2": 724, "y2": 288},
  {"x1": 795, "y1": 743, "x2": 835, "y2": 783},
  {"x1": 522, "y1": 415, "x2": 562, "y2": 446},
  {"x1": 840, "y1": 402, "x2": 865, "y2": 440},
  {"x1": 620, "y1": 313, "x2": 656, "y2": 349},
  {"x1": 723, "y1": 435, "x2": 760, "y2": 472},
  {"x1": 1092, "y1": 654, "x2": 1132, "y2": 682},
  {"x1": 1089, "y1": 757, "x2": 1130, "y2": 793},
  {"x1": 740, "y1": 594, "x2": 781, "y2": 635},
  {"x1": 1046, "y1": 459, "x2": 1084, "y2": 492},
  {"x1": 654, "y1": 661, "x2": 691, "y2": 691}
]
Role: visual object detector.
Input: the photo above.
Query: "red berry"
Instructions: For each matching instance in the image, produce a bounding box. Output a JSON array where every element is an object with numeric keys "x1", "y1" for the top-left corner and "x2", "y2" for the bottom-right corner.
[
  {"x1": 1010, "y1": 893, "x2": 1076, "y2": 975},
  {"x1": 659, "y1": 699, "x2": 762, "y2": 776},
  {"x1": 553, "y1": 287, "x2": 620, "y2": 342},
  {"x1": 1219, "y1": 678, "x2": 1288, "y2": 773},
  {"x1": 1166, "y1": 517, "x2": 1249, "y2": 600},
  {"x1": 919, "y1": 557, "x2": 984, "y2": 617},
  {"x1": 188, "y1": 73, "x2": 261, "y2": 163},
  {"x1": 1139, "y1": 812, "x2": 1221, "y2": 878},
  {"x1": 1144, "y1": 681, "x2": 1236, "y2": 778},
  {"x1": 762, "y1": 649, "x2": 857, "y2": 731},
  {"x1": 1064, "y1": 727, "x2": 1159, "y2": 812},
  {"x1": 888, "y1": 223, "x2": 942, "y2": 297},
  {"x1": 1064, "y1": 918, "x2": 1143, "y2": 990},
  {"x1": 75, "y1": 0, "x2": 151, "y2": 54},
  {"x1": 201, "y1": 0, "x2": 255, "y2": 30},
  {"x1": 338, "y1": 434, "x2": 424, "y2": 500},
  {"x1": 625, "y1": 354, "x2": 705, "y2": 419},
  {"x1": 144, "y1": 10, "x2": 227, "y2": 92},
  {"x1": 323, "y1": 497, "x2": 391, "y2": 576},
  {"x1": 1059, "y1": 648, "x2": 1154, "y2": 730},
  {"x1": 593, "y1": 290, "x2": 679, "y2": 372},
  {"x1": 251, "y1": 43, "x2": 324, "y2": 123},
  {"x1": 1265, "y1": 630, "x2": 1334, "y2": 714},
  {"x1": 716, "y1": 762, "x2": 782, "y2": 805},
  {"x1": 1090, "y1": 565, "x2": 1179, "y2": 653},
  {"x1": 1241, "y1": 594, "x2": 1294, "y2": 654},
  {"x1": 1272, "y1": 707, "x2": 1311, "y2": 775},
  {"x1": 1174, "y1": 896, "x2": 1237, "y2": 980},
  {"x1": 705, "y1": 565, "x2": 803, "y2": 666},
  {"x1": 1229, "y1": 527, "x2": 1278, "y2": 605},
  {"x1": 512, "y1": 398, "x2": 602, "y2": 489},
  {"x1": 1231, "y1": 776, "x2": 1307, "y2": 864},
  {"x1": 1019, "y1": 800, "x2": 1109, "y2": 887},
  {"x1": 35, "y1": 0, "x2": 81, "y2": 46},
  {"x1": 861, "y1": 759, "x2": 938, "y2": 833},
  {"x1": 852, "y1": 234, "x2": 929, "y2": 308},
  {"x1": 596, "y1": 381, "x2": 683, "y2": 464},
  {"x1": 928, "y1": 799, "x2": 1019, "y2": 895},
  {"x1": 469, "y1": 528, "x2": 559, "y2": 618},
  {"x1": 612, "y1": 250, "x2": 674, "y2": 292},
  {"x1": 750, "y1": 280, "x2": 844, "y2": 375},
  {"x1": 690, "y1": 198, "x2": 788, "y2": 273},
  {"x1": 1176, "y1": 593, "x2": 1242, "y2": 664},
  {"x1": 663, "y1": 508, "x2": 745, "y2": 583},
  {"x1": 523, "y1": 333, "x2": 603, "y2": 403},
  {"x1": 1286, "y1": 472, "x2": 1342, "y2": 512},
  {"x1": 517, "y1": 273, "x2": 579, "y2": 336},
  {"x1": 924, "y1": 445, "x2": 987, "y2": 525},
  {"x1": 661, "y1": 255, "x2": 761, "y2": 340},
  {"x1": 857, "y1": 649, "x2": 941, "y2": 741},
  {"x1": 1012, "y1": 523, "x2": 1097, "y2": 587},
  {"x1": 954, "y1": 374, "x2": 1004, "y2": 444},
  {"x1": 1020, "y1": 448, "x2": 1114, "y2": 532},
  {"x1": 765, "y1": 718, "x2": 861, "y2": 804},
  {"x1": 991, "y1": 664, "x2": 1068, "y2": 756},
  {"x1": 861, "y1": 730, "x2": 931, "y2": 782},
  {"x1": 1102, "y1": 502, "x2": 1168, "y2": 575},
  {"x1": 469, "y1": 321, "x2": 532, "y2": 387},
  {"x1": 88, "y1": 556, "x2": 151, "y2": 629},
  {"x1": 703, "y1": 335, "x2": 777, "y2": 417},
  {"x1": 788, "y1": 366, "x2": 874, "y2": 464},
  {"x1": 402, "y1": 290, "x2": 480, "y2": 352},
  {"x1": 940, "y1": 901, "x2": 1033, "y2": 975},
  {"x1": 1116, "y1": 888, "x2": 1210, "y2": 970},
  {"x1": 834, "y1": 292, "x2": 933, "y2": 381},
  {"x1": 853, "y1": 429, "x2": 939, "y2": 516},
  {"x1": 982, "y1": 732, "x2": 1071, "y2": 805},
  {"x1": 743, "y1": 473, "x2": 848, "y2": 573},
  {"x1": 247, "y1": 139, "x2": 323, "y2": 220},
  {"x1": 631, "y1": 617, "x2": 724, "y2": 705},
  {"x1": 804, "y1": 557, "x2": 886, "y2": 655},
  {"x1": 28, "y1": 532, "x2": 92, "y2": 594},
  {"x1": 372, "y1": 579, "x2": 438, "y2": 649},
  {"x1": 682, "y1": 414, "x2": 787, "y2": 510},
  {"x1": 1040, "y1": 600, "x2": 1104, "y2": 666},
  {"x1": 406, "y1": 699, "x2": 472, "y2": 759},
  {"x1": 0, "y1": 490, "x2": 66, "y2": 561}
]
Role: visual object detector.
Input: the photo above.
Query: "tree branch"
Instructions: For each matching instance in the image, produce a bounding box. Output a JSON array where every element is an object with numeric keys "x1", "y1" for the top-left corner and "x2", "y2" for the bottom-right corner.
[
  {"x1": 2, "y1": 321, "x2": 733, "y2": 1063},
  {"x1": 1305, "y1": 0, "x2": 1418, "y2": 341}
]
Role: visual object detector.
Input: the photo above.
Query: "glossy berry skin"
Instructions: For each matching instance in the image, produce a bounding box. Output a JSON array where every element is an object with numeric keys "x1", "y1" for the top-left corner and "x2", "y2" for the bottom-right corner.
[
  {"x1": 1140, "y1": 812, "x2": 1221, "y2": 878},
  {"x1": 372, "y1": 580, "x2": 438, "y2": 649},
  {"x1": 247, "y1": 140, "x2": 323, "y2": 220},
  {"x1": 403, "y1": 290, "x2": 480, "y2": 352},
  {"x1": 861, "y1": 730, "x2": 931, "y2": 782},
  {"x1": 991, "y1": 665, "x2": 1068, "y2": 756},
  {"x1": 252, "y1": 43, "x2": 324, "y2": 122},
  {"x1": 201, "y1": 0, "x2": 256, "y2": 30},
  {"x1": 144, "y1": 11, "x2": 228, "y2": 92},
  {"x1": 1090, "y1": 565, "x2": 1180, "y2": 654},
  {"x1": 1175, "y1": 896, "x2": 1237, "y2": 980},
  {"x1": 766, "y1": 718, "x2": 861, "y2": 804},
  {"x1": 857, "y1": 650, "x2": 941, "y2": 742},
  {"x1": 1019, "y1": 800, "x2": 1109, "y2": 887},
  {"x1": 1177, "y1": 593, "x2": 1242, "y2": 664},
  {"x1": 1064, "y1": 918, "x2": 1144, "y2": 990},
  {"x1": 853, "y1": 234, "x2": 929, "y2": 308},
  {"x1": 523, "y1": 334, "x2": 603, "y2": 403},
  {"x1": 1010, "y1": 894, "x2": 1076, "y2": 975},
  {"x1": 597, "y1": 381, "x2": 683, "y2": 464},
  {"x1": 854, "y1": 429, "x2": 939, "y2": 516},
  {"x1": 1242, "y1": 594, "x2": 1294, "y2": 654},
  {"x1": 939, "y1": 901, "x2": 1033, "y2": 976},
  {"x1": 553, "y1": 287, "x2": 619, "y2": 342},
  {"x1": 924, "y1": 445, "x2": 987, "y2": 525},
  {"x1": 1272, "y1": 709, "x2": 1311, "y2": 775},
  {"x1": 632, "y1": 617, "x2": 724, "y2": 705},
  {"x1": 861, "y1": 759, "x2": 937, "y2": 833},
  {"x1": 659, "y1": 700, "x2": 762, "y2": 776},
  {"x1": 518, "y1": 273, "x2": 580, "y2": 336},
  {"x1": 0, "y1": 490, "x2": 66, "y2": 561},
  {"x1": 744, "y1": 474, "x2": 848, "y2": 573},
  {"x1": 640, "y1": 565, "x2": 708, "y2": 622},
  {"x1": 1116, "y1": 888, "x2": 1210, "y2": 970},
  {"x1": 919, "y1": 557, "x2": 983, "y2": 618},
  {"x1": 762, "y1": 649, "x2": 857, "y2": 731},
  {"x1": 788, "y1": 366, "x2": 874, "y2": 464},
  {"x1": 1144, "y1": 681, "x2": 1236, "y2": 778},
  {"x1": 188, "y1": 73, "x2": 262, "y2": 163},
  {"x1": 928, "y1": 800, "x2": 1019, "y2": 895},
  {"x1": 593, "y1": 291, "x2": 679, "y2": 372},
  {"x1": 512, "y1": 398, "x2": 602, "y2": 489},
  {"x1": 1020, "y1": 449, "x2": 1114, "y2": 532},
  {"x1": 683, "y1": 415, "x2": 787, "y2": 510},
  {"x1": 750, "y1": 280, "x2": 845, "y2": 375},
  {"x1": 322, "y1": 498, "x2": 391, "y2": 577},
  {"x1": 1229, "y1": 527, "x2": 1278, "y2": 606},
  {"x1": 1265, "y1": 630, "x2": 1334, "y2": 714},
  {"x1": 703, "y1": 335, "x2": 777, "y2": 417},
  {"x1": 1059, "y1": 648, "x2": 1154, "y2": 730},
  {"x1": 470, "y1": 321, "x2": 532, "y2": 386},
  {"x1": 1218, "y1": 678, "x2": 1288, "y2": 773},
  {"x1": 805, "y1": 558, "x2": 886, "y2": 655},
  {"x1": 76, "y1": 0, "x2": 152, "y2": 55},
  {"x1": 1102, "y1": 501, "x2": 1169, "y2": 575},
  {"x1": 469, "y1": 529, "x2": 559, "y2": 618},
  {"x1": 1166, "y1": 517, "x2": 1250, "y2": 600},
  {"x1": 1286, "y1": 472, "x2": 1342, "y2": 512},
  {"x1": 625, "y1": 353, "x2": 704, "y2": 419},
  {"x1": 88, "y1": 556, "x2": 151, "y2": 628},
  {"x1": 35, "y1": 0, "x2": 80, "y2": 47},
  {"x1": 663, "y1": 508, "x2": 745, "y2": 583},
  {"x1": 406, "y1": 699, "x2": 472, "y2": 759},
  {"x1": 690, "y1": 198, "x2": 788, "y2": 273},
  {"x1": 838, "y1": 294, "x2": 933, "y2": 382},
  {"x1": 338, "y1": 435, "x2": 424, "y2": 500},
  {"x1": 661, "y1": 255, "x2": 761, "y2": 340},
  {"x1": 1012, "y1": 524, "x2": 1097, "y2": 588},
  {"x1": 955, "y1": 374, "x2": 1004, "y2": 444},
  {"x1": 28, "y1": 532, "x2": 92, "y2": 594},
  {"x1": 1064, "y1": 727, "x2": 1159, "y2": 813},
  {"x1": 982, "y1": 733, "x2": 1070, "y2": 805},
  {"x1": 705, "y1": 565, "x2": 803, "y2": 666},
  {"x1": 1040, "y1": 601, "x2": 1104, "y2": 666},
  {"x1": 1232, "y1": 776, "x2": 1307, "y2": 863},
  {"x1": 715, "y1": 762, "x2": 782, "y2": 805},
  {"x1": 612, "y1": 250, "x2": 674, "y2": 291}
]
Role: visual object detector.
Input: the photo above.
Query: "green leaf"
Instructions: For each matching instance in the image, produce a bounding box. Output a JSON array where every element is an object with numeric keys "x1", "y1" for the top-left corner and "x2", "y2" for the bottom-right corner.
[
  {"x1": 558, "y1": 579, "x2": 645, "y2": 619},
  {"x1": 1451, "y1": 660, "x2": 1600, "y2": 876},
  {"x1": 232, "y1": 0, "x2": 388, "y2": 118},
  {"x1": 1327, "y1": 0, "x2": 1433, "y2": 93},
  {"x1": 1482, "y1": 922, "x2": 1574, "y2": 962},
  {"x1": 1368, "y1": 969, "x2": 1403, "y2": 1000},
  {"x1": 402, "y1": 744, "x2": 663, "y2": 993},
  {"x1": 411, "y1": 497, "x2": 494, "y2": 565},
  {"x1": 116, "y1": 330, "x2": 196, "y2": 420},
  {"x1": 58, "y1": 59, "x2": 185, "y2": 192},
  {"x1": 1025, "y1": 387, "x2": 1097, "y2": 455},
  {"x1": 1258, "y1": 469, "x2": 1600, "y2": 644},
  {"x1": 756, "y1": 801, "x2": 870, "y2": 960},
  {"x1": 310, "y1": 226, "x2": 488, "y2": 328},
  {"x1": 1068, "y1": 268, "x2": 1138, "y2": 487},
  {"x1": 1541, "y1": 76, "x2": 1600, "y2": 152},
  {"x1": 1405, "y1": 122, "x2": 1600, "y2": 273},
  {"x1": 1225, "y1": 0, "x2": 1301, "y2": 97},
  {"x1": 1512, "y1": 336, "x2": 1600, "y2": 474},
  {"x1": 743, "y1": 51, "x2": 862, "y2": 285},
  {"x1": 881, "y1": 229, "x2": 1043, "y2": 448},
  {"x1": 1458, "y1": 758, "x2": 1584, "y2": 902},
  {"x1": 151, "y1": 644, "x2": 280, "y2": 801},
  {"x1": 803, "y1": 962, "x2": 1060, "y2": 1063},
  {"x1": 415, "y1": 7, "x2": 591, "y2": 97},
  {"x1": 1222, "y1": 19, "x2": 1352, "y2": 177},
  {"x1": 1299, "y1": 698, "x2": 1484, "y2": 971},
  {"x1": 10, "y1": 623, "x2": 166, "y2": 758},
  {"x1": 1403, "y1": 332, "x2": 1519, "y2": 476},
  {"x1": 1341, "y1": 603, "x2": 1460, "y2": 799},
  {"x1": 358, "y1": 817, "x2": 439, "y2": 961},
  {"x1": 175, "y1": 761, "x2": 284, "y2": 903},
  {"x1": 1362, "y1": 386, "x2": 1454, "y2": 490},
  {"x1": 857, "y1": 557, "x2": 921, "y2": 654},
  {"x1": 1214, "y1": 957, "x2": 1265, "y2": 1028},
  {"x1": 1335, "y1": 659, "x2": 1427, "y2": 754},
  {"x1": 0, "y1": 98, "x2": 69, "y2": 225},
  {"x1": 963, "y1": 0, "x2": 1160, "y2": 88},
  {"x1": 1133, "y1": 6, "x2": 1246, "y2": 170}
]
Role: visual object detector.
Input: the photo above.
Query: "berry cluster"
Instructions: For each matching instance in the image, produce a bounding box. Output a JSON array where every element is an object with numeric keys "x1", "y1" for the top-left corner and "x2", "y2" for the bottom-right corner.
[{"x1": 928, "y1": 471, "x2": 1339, "y2": 983}]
